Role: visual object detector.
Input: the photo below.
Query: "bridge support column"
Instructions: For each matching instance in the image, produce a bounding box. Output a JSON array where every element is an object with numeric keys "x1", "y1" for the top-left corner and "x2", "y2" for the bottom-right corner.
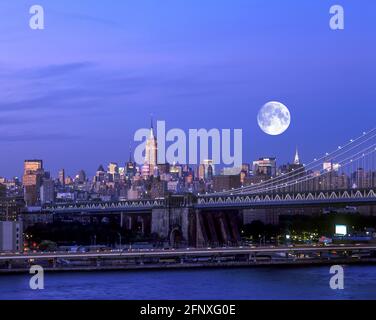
[
  {"x1": 195, "y1": 210, "x2": 207, "y2": 248},
  {"x1": 249, "y1": 253, "x2": 256, "y2": 263},
  {"x1": 126, "y1": 216, "x2": 132, "y2": 231},
  {"x1": 137, "y1": 216, "x2": 145, "y2": 234},
  {"x1": 152, "y1": 207, "x2": 194, "y2": 246}
]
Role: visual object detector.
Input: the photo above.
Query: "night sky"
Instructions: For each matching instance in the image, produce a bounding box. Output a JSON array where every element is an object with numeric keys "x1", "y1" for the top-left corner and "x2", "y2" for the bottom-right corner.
[{"x1": 1, "y1": 0, "x2": 375, "y2": 178}]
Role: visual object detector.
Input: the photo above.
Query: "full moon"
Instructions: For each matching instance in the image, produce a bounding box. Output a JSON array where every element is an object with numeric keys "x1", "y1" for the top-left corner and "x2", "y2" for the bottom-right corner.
[{"x1": 257, "y1": 101, "x2": 291, "y2": 135}]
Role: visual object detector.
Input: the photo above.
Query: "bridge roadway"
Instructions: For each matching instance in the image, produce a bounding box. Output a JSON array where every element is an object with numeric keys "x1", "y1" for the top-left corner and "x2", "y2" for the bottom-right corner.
[
  {"x1": 1, "y1": 244, "x2": 376, "y2": 261},
  {"x1": 39, "y1": 189, "x2": 376, "y2": 214},
  {"x1": 196, "y1": 189, "x2": 376, "y2": 209}
]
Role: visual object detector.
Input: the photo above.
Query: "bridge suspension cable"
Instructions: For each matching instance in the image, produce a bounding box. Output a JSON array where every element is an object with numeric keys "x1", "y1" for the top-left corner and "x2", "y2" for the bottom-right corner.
[
  {"x1": 233, "y1": 136, "x2": 376, "y2": 195},
  {"x1": 237, "y1": 144, "x2": 376, "y2": 195},
  {"x1": 208, "y1": 127, "x2": 376, "y2": 196}
]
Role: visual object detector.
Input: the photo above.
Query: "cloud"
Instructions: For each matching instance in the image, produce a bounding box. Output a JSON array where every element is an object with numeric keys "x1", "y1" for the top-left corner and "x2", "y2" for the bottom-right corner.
[
  {"x1": 0, "y1": 60, "x2": 140, "y2": 115},
  {"x1": 0, "y1": 59, "x2": 248, "y2": 120},
  {"x1": 0, "y1": 115, "x2": 36, "y2": 126},
  {"x1": 0, "y1": 62, "x2": 95, "y2": 79},
  {"x1": 0, "y1": 89, "x2": 100, "y2": 114},
  {"x1": 0, "y1": 132, "x2": 80, "y2": 143},
  {"x1": 25, "y1": 62, "x2": 94, "y2": 79}
]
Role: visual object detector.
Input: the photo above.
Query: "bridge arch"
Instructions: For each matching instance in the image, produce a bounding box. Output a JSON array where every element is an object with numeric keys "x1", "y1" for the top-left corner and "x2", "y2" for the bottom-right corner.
[{"x1": 169, "y1": 227, "x2": 183, "y2": 248}]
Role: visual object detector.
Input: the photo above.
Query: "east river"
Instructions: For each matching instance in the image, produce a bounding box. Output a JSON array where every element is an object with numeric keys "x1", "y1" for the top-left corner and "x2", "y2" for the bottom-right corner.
[{"x1": 1, "y1": 265, "x2": 376, "y2": 300}]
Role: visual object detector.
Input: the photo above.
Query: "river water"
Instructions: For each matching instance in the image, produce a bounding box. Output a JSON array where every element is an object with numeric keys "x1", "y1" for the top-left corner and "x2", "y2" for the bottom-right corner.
[{"x1": 1, "y1": 265, "x2": 376, "y2": 300}]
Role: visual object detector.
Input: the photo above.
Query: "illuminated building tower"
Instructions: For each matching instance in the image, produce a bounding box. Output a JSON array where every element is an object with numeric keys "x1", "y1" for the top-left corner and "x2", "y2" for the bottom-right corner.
[
  {"x1": 240, "y1": 163, "x2": 251, "y2": 184},
  {"x1": 94, "y1": 165, "x2": 106, "y2": 183},
  {"x1": 198, "y1": 159, "x2": 215, "y2": 181},
  {"x1": 22, "y1": 160, "x2": 44, "y2": 206},
  {"x1": 65, "y1": 176, "x2": 73, "y2": 186},
  {"x1": 58, "y1": 169, "x2": 65, "y2": 186},
  {"x1": 203, "y1": 159, "x2": 215, "y2": 177},
  {"x1": 141, "y1": 163, "x2": 150, "y2": 179},
  {"x1": 198, "y1": 164, "x2": 206, "y2": 181},
  {"x1": 76, "y1": 170, "x2": 87, "y2": 184},
  {"x1": 142, "y1": 119, "x2": 158, "y2": 179},
  {"x1": 294, "y1": 147, "x2": 300, "y2": 165},
  {"x1": 126, "y1": 152, "x2": 137, "y2": 181},
  {"x1": 252, "y1": 158, "x2": 277, "y2": 177},
  {"x1": 170, "y1": 163, "x2": 182, "y2": 179},
  {"x1": 108, "y1": 162, "x2": 120, "y2": 182},
  {"x1": 125, "y1": 144, "x2": 137, "y2": 181},
  {"x1": 24, "y1": 160, "x2": 43, "y2": 173},
  {"x1": 108, "y1": 162, "x2": 119, "y2": 175}
]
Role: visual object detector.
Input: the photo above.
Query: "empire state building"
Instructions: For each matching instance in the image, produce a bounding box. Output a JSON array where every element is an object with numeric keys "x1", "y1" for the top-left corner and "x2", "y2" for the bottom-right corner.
[{"x1": 142, "y1": 120, "x2": 158, "y2": 178}]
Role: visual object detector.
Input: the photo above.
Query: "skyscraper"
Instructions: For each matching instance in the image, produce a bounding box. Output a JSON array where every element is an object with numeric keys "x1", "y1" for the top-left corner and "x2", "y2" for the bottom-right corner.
[
  {"x1": 252, "y1": 158, "x2": 277, "y2": 177},
  {"x1": 108, "y1": 162, "x2": 120, "y2": 182},
  {"x1": 294, "y1": 148, "x2": 300, "y2": 165},
  {"x1": 108, "y1": 162, "x2": 119, "y2": 175},
  {"x1": 94, "y1": 165, "x2": 106, "y2": 183},
  {"x1": 198, "y1": 159, "x2": 215, "y2": 181},
  {"x1": 23, "y1": 160, "x2": 44, "y2": 206},
  {"x1": 24, "y1": 160, "x2": 43, "y2": 173},
  {"x1": 0, "y1": 184, "x2": 5, "y2": 199},
  {"x1": 142, "y1": 119, "x2": 158, "y2": 179},
  {"x1": 125, "y1": 145, "x2": 137, "y2": 180},
  {"x1": 40, "y1": 178, "x2": 55, "y2": 204},
  {"x1": 58, "y1": 169, "x2": 65, "y2": 186}
]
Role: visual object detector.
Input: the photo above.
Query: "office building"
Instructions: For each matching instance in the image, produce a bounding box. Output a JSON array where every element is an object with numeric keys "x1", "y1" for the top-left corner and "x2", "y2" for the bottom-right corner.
[
  {"x1": 0, "y1": 221, "x2": 23, "y2": 252},
  {"x1": 0, "y1": 184, "x2": 5, "y2": 198},
  {"x1": 58, "y1": 169, "x2": 65, "y2": 186},
  {"x1": 213, "y1": 175, "x2": 241, "y2": 192},
  {"x1": 23, "y1": 160, "x2": 44, "y2": 206},
  {"x1": 252, "y1": 157, "x2": 277, "y2": 177},
  {"x1": 143, "y1": 120, "x2": 158, "y2": 179},
  {"x1": 40, "y1": 179, "x2": 55, "y2": 204}
]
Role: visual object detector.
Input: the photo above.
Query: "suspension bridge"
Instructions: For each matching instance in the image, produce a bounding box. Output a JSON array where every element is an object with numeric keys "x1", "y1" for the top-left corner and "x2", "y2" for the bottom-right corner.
[
  {"x1": 35, "y1": 128, "x2": 376, "y2": 247},
  {"x1": 197, "y1": 127, "x2": 376, "y2": 204},
  {"x1": 42, "y1": 127, "x2": 376, "y2": 212}
]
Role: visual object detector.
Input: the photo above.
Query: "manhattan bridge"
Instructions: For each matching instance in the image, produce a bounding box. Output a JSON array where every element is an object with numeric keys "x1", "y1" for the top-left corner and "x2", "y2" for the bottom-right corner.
[
  {"x1": 41, "y1": 128, "x2": 376, "y2": 246},
  {"x1": 198, "y1": 127, "x2": 376, "y2": 208}
]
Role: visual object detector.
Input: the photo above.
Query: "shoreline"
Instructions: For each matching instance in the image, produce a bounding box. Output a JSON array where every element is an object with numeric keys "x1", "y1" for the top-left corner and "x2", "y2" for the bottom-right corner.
[{"x1": 2, "y1": 257, "x2": 376, "y2": 275}]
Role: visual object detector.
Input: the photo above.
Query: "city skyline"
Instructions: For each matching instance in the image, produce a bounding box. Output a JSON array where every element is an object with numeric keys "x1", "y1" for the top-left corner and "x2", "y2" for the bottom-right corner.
[
  {"x1": 0, "y1": 120, "x2": 372, "y2": 180},
  {"x1": 1, "y1": 139, "x2": 301, "y2": 180},
  {"x1": 1, "y1": 1, "x2": 376, "y2": 303},
  {"x1": 0, "y1": 128, "x2": 368, "y2": 180},
  {"x1": 1, "y1": 0, "x2": 376, "y2": 177}
]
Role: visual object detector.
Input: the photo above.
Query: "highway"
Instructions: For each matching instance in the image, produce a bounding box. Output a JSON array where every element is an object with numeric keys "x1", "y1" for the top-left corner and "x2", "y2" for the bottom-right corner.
[{"x1": 1, "y1": 244, "x2": 375, "y2": 261}]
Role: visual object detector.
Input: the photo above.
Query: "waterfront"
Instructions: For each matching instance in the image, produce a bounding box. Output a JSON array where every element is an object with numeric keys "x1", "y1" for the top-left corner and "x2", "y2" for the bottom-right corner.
[{"x1": 1, "y1": 265, "x2": 376, "y2": 300}]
